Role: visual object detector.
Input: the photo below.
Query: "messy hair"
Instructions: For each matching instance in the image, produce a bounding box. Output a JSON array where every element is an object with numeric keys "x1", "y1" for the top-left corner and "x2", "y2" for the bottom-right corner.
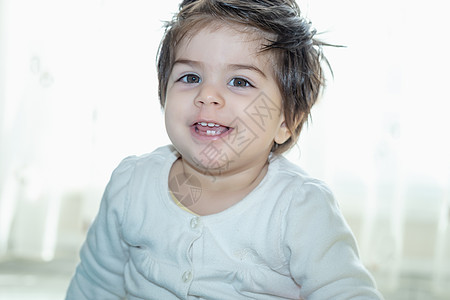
[{"x1": 157, "y1": 0, "x2": 331, "y2": 154}]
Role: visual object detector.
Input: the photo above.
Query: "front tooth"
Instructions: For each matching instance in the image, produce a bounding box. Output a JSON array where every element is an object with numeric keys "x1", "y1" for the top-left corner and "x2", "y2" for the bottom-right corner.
[
  {"x1": 200, "y1": 122, "x2": 207, "y2": 126},
  {"x1": 207, "y1": 122, "x2": 215, "y2": 127}
]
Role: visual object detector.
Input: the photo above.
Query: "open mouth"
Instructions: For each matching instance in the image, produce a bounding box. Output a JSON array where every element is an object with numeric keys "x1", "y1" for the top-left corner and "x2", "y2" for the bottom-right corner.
[{"x1": 193, "y1": 121, "x2": 231, "y2": 137}]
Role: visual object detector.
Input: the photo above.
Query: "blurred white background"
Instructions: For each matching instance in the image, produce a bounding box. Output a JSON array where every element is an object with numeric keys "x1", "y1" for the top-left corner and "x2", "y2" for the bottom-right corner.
[{"x1": 0, "y1": 0, "x2": 449, "y2": 299}]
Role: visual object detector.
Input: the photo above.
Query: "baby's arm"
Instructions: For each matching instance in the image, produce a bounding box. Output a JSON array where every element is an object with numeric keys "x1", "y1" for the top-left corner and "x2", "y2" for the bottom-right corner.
[
  {"x1": 66, "y1": 157, "x2": 136, "y2": 300},
  {"x1": 284, "y1": 182, "x2": 384, "y2": 299}
]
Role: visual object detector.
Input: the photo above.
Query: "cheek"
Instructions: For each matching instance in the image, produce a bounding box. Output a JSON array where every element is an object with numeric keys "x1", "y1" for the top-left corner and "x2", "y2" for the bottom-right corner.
[
  {"x1": 164, "y1": 101, "x2": 178, "y2": 131},
  {"x1": 164, "y1": 94, "x2": 182, "y2": 116},
  {"x1": 164, "y1": 110, "x2": 182, "y2": 145},
  {"x1": 165, "y1": 88, "x2": 193, "y2": 109},
  {"x1": 164, "y1": 96, "x2": 191, "y2": 137}
]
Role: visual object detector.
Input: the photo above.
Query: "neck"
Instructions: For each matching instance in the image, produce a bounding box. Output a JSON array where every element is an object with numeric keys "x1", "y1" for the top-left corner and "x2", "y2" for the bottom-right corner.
[
  {"x1": 169, "y1": 153, "x2": 270, "y2": 215},
  {"x1": 182, "y1": 156, "x2": 269, "y2": 193}
]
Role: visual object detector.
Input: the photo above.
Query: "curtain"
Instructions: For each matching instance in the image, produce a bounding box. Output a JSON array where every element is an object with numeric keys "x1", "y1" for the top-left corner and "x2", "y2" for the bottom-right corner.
[{"x1": 0, "y1": 0, "x2": 449, "y2": 296}]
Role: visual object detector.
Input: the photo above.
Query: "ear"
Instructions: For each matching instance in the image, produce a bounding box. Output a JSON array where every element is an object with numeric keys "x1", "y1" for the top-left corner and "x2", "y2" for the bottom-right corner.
[{"x1": 274, "y1": 121, "x2": 291, "y2": 145}]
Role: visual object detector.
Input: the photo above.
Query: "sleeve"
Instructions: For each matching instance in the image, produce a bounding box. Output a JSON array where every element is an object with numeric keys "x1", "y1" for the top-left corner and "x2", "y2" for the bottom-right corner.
[
  {"x1": 283, "y1": 181, "x2": 384, "y2": 299},
  {"x1": 66, "y1": 156, "x2": 136, "y2": 300}
]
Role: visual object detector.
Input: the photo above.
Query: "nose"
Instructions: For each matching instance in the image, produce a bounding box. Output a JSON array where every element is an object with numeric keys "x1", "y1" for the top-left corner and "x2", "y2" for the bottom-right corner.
[{"x1": 194, "y1": 83, "x2": 225, "y2": 108}]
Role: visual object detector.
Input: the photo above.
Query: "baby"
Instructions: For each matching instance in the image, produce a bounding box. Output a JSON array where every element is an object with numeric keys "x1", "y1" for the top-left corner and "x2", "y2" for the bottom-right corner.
[{"x1": 66, "y1": 0, "x2": 383, "y2": 299}]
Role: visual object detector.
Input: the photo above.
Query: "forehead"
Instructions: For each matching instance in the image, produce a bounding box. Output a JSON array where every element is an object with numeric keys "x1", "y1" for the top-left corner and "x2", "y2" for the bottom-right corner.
[{"x1": 174, "y1": 22, "x2": 272, "y2": 62}]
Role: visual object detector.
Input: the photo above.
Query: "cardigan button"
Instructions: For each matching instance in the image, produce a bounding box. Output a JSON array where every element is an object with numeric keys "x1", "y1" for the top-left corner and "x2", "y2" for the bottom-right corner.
[
  {"x1": 182, "y1": 270, "x2": 193, "y2": 283},
  {"x1": 190, "y1": 217, "x2": 200, "y2": 229}
]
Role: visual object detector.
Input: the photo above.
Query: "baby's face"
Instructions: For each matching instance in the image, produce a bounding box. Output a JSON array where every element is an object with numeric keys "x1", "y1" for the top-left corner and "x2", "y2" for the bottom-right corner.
[{"x1": 164, "y1": 23, "x2": 290, "y2": 175}]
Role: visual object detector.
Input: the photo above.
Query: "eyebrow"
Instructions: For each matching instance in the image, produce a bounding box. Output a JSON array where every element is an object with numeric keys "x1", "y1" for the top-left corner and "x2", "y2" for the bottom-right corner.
[
  {"x1": 173, "y1": 59, "x2": 202, "y2": 68},
  {"x1": 228, "y1": 64, "x2": 267, "y2": 79},
  {"x1": 173, "y1": 59, "x2": 267, "y2": 78}
]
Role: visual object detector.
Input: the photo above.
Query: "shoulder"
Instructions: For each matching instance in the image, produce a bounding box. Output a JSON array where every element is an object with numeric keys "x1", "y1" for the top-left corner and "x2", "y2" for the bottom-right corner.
[
  {"x1": 124, "y1": 144, "x2": 178, "y2": 167},
  {"x1": 267, "y1": 155, "x2": 344, "y2": 237},
  {"x1": 268, "y1": 154, "x2": 334, "y2": 206},
  {"x1": 101, "y1": 145, "x2": 177, "y2": 221},
  {"x1": 113, "y1": 144, "x2": 178, "y2": 175},
  {"x1": 261, "y1": 155, "x2": 340, "y2": 238},
  {"x1": 268, "y1": 156, "x2": 382, "y2": 298},
  {"x1": 106, "y1": 144, "x2": 178, "y2": 196}
]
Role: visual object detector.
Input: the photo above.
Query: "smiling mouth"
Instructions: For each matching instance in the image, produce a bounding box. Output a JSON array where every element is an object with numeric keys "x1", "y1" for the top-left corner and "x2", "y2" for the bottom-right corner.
[{"x1": 193, "y1": 121, "x2": 231, "y2": 136}]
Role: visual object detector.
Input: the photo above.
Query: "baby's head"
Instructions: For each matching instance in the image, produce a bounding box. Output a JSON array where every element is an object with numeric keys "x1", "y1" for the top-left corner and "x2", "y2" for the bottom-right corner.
[{"x1": 158, "y1": 0, "x2": 327, "y2": 154}]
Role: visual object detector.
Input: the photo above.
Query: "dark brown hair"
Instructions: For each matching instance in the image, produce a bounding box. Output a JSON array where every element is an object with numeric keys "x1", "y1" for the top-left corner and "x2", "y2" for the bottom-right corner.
[{"x1": 157, "y1": 0, "x2": 331, "y2": 154}]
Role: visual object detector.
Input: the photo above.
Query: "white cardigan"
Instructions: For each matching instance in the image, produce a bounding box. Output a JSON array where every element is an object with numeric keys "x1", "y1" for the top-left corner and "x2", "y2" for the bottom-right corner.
[{"x1": 66, "y1": 145, "x2": 383, "y2": 299}]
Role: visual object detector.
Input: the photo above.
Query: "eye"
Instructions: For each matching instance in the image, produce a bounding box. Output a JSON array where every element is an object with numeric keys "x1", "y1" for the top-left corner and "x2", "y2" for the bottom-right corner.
[
  {"x1": 179, "y1": 74, "x2": 201, "y2": 84},
  {"x1": 229, "y1": 77, "x2": 253, "y2": 88}
]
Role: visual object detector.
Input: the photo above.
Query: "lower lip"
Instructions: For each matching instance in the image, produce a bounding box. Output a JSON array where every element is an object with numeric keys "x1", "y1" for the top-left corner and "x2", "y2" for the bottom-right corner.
[{"x1": 190, "y1": 125, "x2": 233, "y2": 141}]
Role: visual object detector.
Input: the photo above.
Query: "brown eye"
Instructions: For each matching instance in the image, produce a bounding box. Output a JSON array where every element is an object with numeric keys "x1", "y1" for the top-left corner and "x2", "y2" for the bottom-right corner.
[
  {"x1": 180, "y1": 74, "x2": 201, "y2": 84},
  {"x1": 229, "y1": 77, "x2": 252, "y2": 87}
]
